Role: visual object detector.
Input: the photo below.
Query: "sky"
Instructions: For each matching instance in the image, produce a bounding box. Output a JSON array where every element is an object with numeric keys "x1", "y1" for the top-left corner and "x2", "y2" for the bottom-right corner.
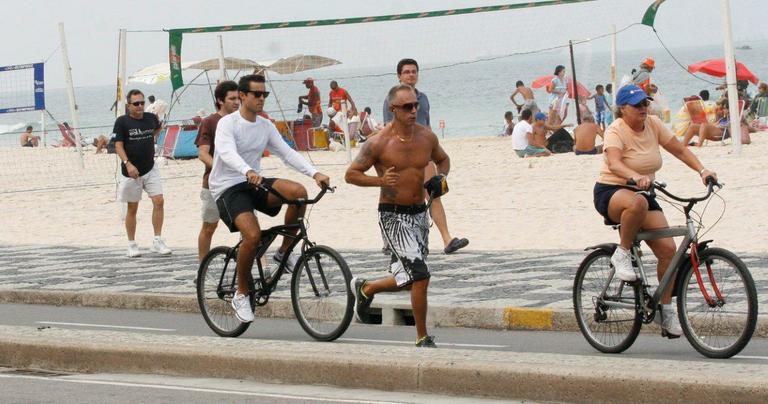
[{"x1": 0, "y1": 0, "x2": 765, "y2": 90}]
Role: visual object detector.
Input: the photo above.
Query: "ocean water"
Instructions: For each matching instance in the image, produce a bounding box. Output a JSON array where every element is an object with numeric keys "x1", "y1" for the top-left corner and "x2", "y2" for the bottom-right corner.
[{"x1": 1, "y1": 41, "x2": 765, "y2": 144}]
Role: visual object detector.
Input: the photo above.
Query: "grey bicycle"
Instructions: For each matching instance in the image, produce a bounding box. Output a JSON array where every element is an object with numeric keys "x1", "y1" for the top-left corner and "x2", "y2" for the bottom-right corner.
[{"x1": 573, "y1": 178, "x2": 758, "y2": 359}]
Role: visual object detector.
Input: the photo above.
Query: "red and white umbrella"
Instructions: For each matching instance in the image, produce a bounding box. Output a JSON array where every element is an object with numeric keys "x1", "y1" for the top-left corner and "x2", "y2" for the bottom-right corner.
[
  {"x1": 531, "y1": 75, "x2": 591, "y2": 98},
  {"x1": 687, "y1": 58, "x2": 759, "y2": 84}
]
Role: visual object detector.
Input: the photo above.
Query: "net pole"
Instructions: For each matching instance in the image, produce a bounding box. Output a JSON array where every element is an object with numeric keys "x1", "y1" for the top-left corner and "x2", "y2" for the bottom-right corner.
[
  {"x1": 721, "y1": 0, "x2": 741, "y2": 156},
  {"x1": 41, "y1": 110, "x2": 47, "y2": 147},
  {"x1": 59, "y1": 22, "x2": 84, "y2": 168},
  {"x1": 611, "y1": 24, "x2": 617, "y2": 98},
  {"x1": 217, "y1": 35, "x2": 227, "y2": 81},
  {"x1": 340, "y1": 103, "x2": 351, "y2": 162},
  {"x1": 569, "y1": 40, "x2": 582, "y2": 125},
  {"x1": 118, "y1": 28, "x2": 127, "y2": 117}
]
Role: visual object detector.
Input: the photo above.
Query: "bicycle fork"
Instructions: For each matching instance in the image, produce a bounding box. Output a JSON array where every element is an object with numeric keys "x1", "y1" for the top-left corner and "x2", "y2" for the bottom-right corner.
[{"x1": 689, "y1": 243, "x2": 725, "y2": 307}]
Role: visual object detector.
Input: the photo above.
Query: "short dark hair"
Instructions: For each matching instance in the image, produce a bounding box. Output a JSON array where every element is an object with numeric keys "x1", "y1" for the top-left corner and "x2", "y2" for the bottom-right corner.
[
  {"x1": 364, "y1": 106, "x2": 371, "y2": 114},
  {"x1": 504, "y1": 111, "x2": 513, "y2": 119},
  {"x1": 126, "y1": 89, "x2": 143, "y2": 102},
  {"x1": 330, "y1": 80, "x2": 338, "y2": 87},
  {"x1": 516, "y1": 80, "x2": 524, "y2": 87},
  {"x1": 595, "y1": 84, "x2": 604, "y2": 91},
  {"x1": 396, "y1": 58, "x2": 419, "y2": 75},
  {"x1": 148, "y1": 95, "x2": 155, "y2": 103},
  {"x1": 520, "y1": 109, "x2": 533, "y2": 121},
  {"x1": 214, "y1": 80, "x2": 238, "y2": 109},
  {"x1": 26, "y1": 125, "x2": 33, "y2": 131},
  {"x1": 699, "y1": 90, "x2": 710, "y2": 101},
  {"x1": 554, "y1": 65, "x2": 565, "y2": 76},
  {"x1": 606, "y1": 83, "x2": 613, "y2": 91},
  {"x1": 238, "y1": 74, "x2": 266, "y2": 92}
]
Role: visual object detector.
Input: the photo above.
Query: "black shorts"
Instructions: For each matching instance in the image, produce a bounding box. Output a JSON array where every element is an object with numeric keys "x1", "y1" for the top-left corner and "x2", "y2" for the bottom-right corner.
[
  {"x1": 216, "y1": 179, "x2": 280, "y2": 232},
  {"x1": 593, "y1": 182, "x2": 662, "y2": 226}
]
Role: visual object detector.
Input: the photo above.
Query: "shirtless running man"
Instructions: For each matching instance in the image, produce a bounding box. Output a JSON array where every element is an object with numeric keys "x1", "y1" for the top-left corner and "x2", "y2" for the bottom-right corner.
[
  {"x1": 510, "y1": 80, "x2": 539, "y2": 115},
  {"x1": 346, "y1": 84, "x2": 450, "y2": 348}
]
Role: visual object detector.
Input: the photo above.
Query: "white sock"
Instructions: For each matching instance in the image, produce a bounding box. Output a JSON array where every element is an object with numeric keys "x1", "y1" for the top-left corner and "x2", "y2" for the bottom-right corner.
[
  {"x1": 662, "y1": 304, "x2": 673, "y2": 312},
  {"x1": 128, "y1": 241, "x2": 138, "y2": 246},
  {"x1": 154, "y1": 235, "x2": 162, "y2": 241}
]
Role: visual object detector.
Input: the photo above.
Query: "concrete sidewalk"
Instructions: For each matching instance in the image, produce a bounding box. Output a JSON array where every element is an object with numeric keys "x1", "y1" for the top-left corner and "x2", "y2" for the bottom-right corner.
[
  {"x1": 0, "y1": 244, "x2": 766, "y2": 332},
  {"x1": 0, "y1": 325, "x2": 765, "y2": 402}
]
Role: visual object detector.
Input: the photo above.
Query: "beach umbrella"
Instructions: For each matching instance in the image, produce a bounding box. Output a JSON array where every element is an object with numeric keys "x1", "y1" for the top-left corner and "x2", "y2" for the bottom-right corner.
[
  {"x1": 687, "y1": 58, "x2": 759, "y2": 84},
  {"x1": 531, "y1": 75, "x2": 591, "y2": 98}
]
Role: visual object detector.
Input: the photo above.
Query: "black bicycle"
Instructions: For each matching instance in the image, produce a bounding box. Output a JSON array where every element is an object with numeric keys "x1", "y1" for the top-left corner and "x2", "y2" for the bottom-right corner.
[
  {"x1": 574, "y1": 178, "x2": 758, "y2": 359},
  {"x1": 196, "y1": 184, "x2": 354, "y2": 341}
]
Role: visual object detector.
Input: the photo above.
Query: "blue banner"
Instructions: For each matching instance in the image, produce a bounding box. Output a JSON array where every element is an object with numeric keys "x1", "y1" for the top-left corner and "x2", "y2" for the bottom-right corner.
[{"x1": 0, "y1": 62, "x2": 45, "y2": 114}]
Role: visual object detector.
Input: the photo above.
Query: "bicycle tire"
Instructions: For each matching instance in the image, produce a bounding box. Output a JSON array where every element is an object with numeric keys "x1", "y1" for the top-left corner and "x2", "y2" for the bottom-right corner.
[
  {"x1": 574, "y1": 248, "x2": 642, "y2": 354},
  {"x1": 676, "y1": 247, "x2": 758, "y2": 359},
  {"x1": 290, "y1": 245, "x2": 354, "y2": 341},
  {"x1": 197, "y1": 246, "x2": 251, "y2": 338}
]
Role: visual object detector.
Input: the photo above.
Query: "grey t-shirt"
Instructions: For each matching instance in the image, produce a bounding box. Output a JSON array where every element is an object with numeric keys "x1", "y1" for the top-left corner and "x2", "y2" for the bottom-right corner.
[{"x1": 382, "y1": 88, "x2": 430, "y2": 128}]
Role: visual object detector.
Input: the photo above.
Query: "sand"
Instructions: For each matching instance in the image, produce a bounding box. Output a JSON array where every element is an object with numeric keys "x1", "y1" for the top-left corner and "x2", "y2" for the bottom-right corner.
[{"x1": 1, "y1": 134, "x2": 766, "y2": 254}]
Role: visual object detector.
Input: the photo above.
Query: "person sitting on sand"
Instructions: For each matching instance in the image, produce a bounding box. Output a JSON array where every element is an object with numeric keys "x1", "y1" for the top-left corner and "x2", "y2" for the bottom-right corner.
[
  {"x1": 532, "y1": 111, "x2": 571, "y2": 148},
  {"x1": 681, "y1": 99, "x2": 751, "y2": 147},
  {"x1": 92, "y1": 135, "x2": 109, "y2": 153},
  {"x1": 512, "y1": 109, "x2": 550, "y2": 158},
  {"x1": 501, "y1": 111, "x2": 514, "y2": 136},
  {"x1": 573, "y1": 115, "x2": 604, "y2": 155},
  {"x1": 20, "y1": 126, "x2": 41, "y2": 147}
]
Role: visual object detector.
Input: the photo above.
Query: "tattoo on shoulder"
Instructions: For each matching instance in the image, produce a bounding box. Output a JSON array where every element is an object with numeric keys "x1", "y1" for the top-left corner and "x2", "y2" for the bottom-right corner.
[{"x1": 353, "y1": 141, "x2": 375, "y2": 166}]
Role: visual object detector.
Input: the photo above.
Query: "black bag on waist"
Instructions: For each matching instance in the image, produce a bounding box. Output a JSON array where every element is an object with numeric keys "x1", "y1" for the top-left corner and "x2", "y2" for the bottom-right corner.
[{"x1": 548, "y1": 128, "x2": 574, "y2": 154}]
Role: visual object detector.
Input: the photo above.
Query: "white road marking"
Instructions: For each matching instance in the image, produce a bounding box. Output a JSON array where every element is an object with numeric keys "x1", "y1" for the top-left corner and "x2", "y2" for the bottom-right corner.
[
  {"x1": 35, "y1": 321, "x2": 175, "y2": 332},
  {"x1": 0, "y1": 374, "x2": 400, "y2": 403},
  {"x1": 340, "y1": 337, "x2": 507, "y2": 348},
  {"x1": 735, "y1": 355, "x2": 768, "y2": 361}
]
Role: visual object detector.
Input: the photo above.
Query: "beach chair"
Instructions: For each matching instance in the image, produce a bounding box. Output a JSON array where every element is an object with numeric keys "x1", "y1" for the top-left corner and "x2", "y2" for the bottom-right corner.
[
  {"x1": 54, "y1": 123, "x2": 77, "y2": 147},
  {"x1": 684, "y1": 99, "x2": 708, "y2": 126},
  {"x1": 157, "y1": 125, "x2": 180, "y2": 158},
  {"x1": 718, "y1": 99, "x2": 746, "y2": 145}
]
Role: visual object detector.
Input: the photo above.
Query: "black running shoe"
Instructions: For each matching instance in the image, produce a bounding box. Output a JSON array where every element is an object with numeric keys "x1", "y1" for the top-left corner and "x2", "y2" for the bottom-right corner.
[
  {"x1": 415, "y1": 335, "x2": 437, "y2": 348},
  {"x1": 350, "y1": 277, "x2": 374, "y2": 323}
]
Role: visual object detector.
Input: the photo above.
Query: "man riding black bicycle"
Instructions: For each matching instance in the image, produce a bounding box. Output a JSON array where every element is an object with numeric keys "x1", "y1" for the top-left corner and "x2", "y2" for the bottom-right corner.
[{"x1": 209, "y1": 74, "x2": 330, "y2": 323}]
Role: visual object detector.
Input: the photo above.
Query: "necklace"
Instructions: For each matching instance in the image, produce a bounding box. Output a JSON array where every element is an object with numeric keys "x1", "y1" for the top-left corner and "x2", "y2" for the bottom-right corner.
[{"x1": 395, "y1": 130, "x2": 414, "y2": 143}]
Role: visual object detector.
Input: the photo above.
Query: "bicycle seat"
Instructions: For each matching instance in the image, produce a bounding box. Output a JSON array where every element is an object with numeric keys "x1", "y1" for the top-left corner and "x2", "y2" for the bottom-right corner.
[{"x1": 603, "y1": 218, "x2": 620, "y2": 230}]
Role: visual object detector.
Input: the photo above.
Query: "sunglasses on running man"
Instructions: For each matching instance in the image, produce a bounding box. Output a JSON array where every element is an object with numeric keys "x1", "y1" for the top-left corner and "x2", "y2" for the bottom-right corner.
[
  {"x1": 130, "y1": 101, "x2": 145, "y2": 106},
  {"x1": 393, "y1": 102, "x2": 419, "y2": 111},
  {"x1": 244, "y1": 90, "x2": 270, "y2": 98}
]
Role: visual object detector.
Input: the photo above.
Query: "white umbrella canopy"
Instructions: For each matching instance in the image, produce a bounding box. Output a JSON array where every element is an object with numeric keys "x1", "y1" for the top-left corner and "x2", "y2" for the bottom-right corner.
[{"x1": 128, "y1": 54, "x2": 342, "y2": 84}]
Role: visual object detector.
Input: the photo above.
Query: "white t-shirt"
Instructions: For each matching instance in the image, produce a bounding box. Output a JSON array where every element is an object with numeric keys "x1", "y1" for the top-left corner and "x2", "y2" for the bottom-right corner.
[
  {"x1": 511, "y1": 120, "x2": 533, "y2": 150},
  {"x1": 209, "y1": 111, "x2": 318, "y2": 200}
]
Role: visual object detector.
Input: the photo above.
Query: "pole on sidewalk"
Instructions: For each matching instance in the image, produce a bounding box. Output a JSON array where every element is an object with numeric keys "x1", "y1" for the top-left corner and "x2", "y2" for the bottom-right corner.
[
  {"x1": 721, "y1": 0, "x2": 741, "y2": 156},
  {"x1": 569, "y1": 40, "x2": 582, "y2": 125}
]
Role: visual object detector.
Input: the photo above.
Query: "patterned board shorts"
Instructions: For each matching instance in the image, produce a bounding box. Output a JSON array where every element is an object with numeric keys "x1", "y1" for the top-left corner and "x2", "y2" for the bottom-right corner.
[{"x1": 378, "y1": 205, "x2": 431, "y2": 287}]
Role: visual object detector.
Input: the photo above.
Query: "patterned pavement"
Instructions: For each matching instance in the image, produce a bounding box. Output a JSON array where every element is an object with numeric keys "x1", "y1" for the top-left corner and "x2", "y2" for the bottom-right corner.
[{"x1": 0, "y1": 244, "x2": 765, "y2": 313}]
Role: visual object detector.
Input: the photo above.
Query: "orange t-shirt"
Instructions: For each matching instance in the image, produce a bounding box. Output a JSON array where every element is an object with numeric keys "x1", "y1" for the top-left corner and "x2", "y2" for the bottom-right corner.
[
  {"x1": 329, "y1": 87, "x2": 349, "y2": 112},
  {"x1": 598, "y1": 115, "x2": 674, "y2": 186}
]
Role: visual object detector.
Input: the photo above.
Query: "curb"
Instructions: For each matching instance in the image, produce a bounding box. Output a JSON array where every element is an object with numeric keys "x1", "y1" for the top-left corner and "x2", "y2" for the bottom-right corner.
[
  {"x1": 0, "y1": 325, "x2": 766, "y2": 403},
  {"x1": 1, "y1": 289, "x2": 764, "y2": 337}
]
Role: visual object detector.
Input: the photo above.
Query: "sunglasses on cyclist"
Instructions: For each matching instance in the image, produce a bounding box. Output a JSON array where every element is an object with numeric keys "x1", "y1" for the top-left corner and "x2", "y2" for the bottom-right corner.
[
  {"x1": 393, "y1": 102, "x2": 419, "y2": 111},
  {"x1": 244, "y1": 90, "x2": 270, "y2": 99},
  {"x1": 130, "y1": 101, "x2": 145, "y2": 107},
  {"x1": 630, "y1": 100, "x2": 650, "y2": 109}
]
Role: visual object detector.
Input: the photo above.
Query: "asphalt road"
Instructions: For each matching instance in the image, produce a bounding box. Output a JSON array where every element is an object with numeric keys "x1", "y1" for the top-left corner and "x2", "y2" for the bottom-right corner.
[
  {"x1": 1, "y1": 303, "x2": 766, "y2": 363},
  {"x1": 0, "y1": 368, "x2": 519, "y2": 404}
]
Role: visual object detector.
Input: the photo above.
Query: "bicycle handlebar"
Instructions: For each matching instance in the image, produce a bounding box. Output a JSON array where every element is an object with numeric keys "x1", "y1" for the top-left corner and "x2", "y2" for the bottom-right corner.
[
  {"x1": 256, "y1": 182, "x2": 335, "y2": 205},
  {"x1": 626, "y1": 176, "x2": 722, "y2": 204}
]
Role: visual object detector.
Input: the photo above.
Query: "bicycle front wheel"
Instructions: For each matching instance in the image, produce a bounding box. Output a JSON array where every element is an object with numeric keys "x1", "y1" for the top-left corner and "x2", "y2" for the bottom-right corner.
[
  {"x1": 291, "y1": 245, "x2": 354, "y2": 341},
  {"x1": 573, "y1": 248, "x2": 642, "y2": 354},
  {"x1": 197, "y1": 246, "x2": 251, "y2": 338},
  {"x1": 677, "y1": 247, "x2": 758, "y2": 359}
]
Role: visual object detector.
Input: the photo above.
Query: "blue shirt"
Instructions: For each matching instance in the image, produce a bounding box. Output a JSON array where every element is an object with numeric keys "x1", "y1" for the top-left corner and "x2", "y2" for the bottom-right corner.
[
  {"x1": 594, "y1": 94, "x2": 607, "y2": 111},
  {"x1": 382, "y1": 88, "x2": 430, "y2": 128}
]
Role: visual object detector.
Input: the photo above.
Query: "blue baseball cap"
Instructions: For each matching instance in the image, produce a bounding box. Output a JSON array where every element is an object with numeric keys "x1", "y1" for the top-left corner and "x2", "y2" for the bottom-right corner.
[
  {"x1": 534, "y1": 112, "x2": 547, "y2": 121},
  {"x1": 615, "y1": 85, "x2": 653, "y2": 106}
]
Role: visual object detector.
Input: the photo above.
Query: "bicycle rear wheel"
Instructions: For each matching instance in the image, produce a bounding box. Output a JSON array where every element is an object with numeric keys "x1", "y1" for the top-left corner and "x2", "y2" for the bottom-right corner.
[
  {"x1": 677, "y1": 247, "x2": 758, "y2": 359},
  {"x1": 573, "y1": 248, "x2": 642, "y2": 353},
  {"x1": 197, "y1": 246, "x2": 251, "y2": 338},
  {"x1": 291, "y1": 245, "x2": 353, "y2": 341}
]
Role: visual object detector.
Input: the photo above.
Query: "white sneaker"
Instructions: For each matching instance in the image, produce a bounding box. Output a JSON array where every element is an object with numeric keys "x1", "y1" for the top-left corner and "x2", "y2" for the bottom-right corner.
[
  {"x1": 610, "y1": 247, "x2": 637, "y2": 282},
  {"x1": 660, "y1": 307, "x2": 683, "y2": 337},
  {"x1": 150, "y1": 237, "x2": 172, "y2": 255},
  {"x1": 273, "y1": 250, "x2": 299, "y2": 273},
  {"x1": 127, "y1": 241, "x2": 141, "y2": 258},
  {"x1": 231, "y1": 293, "x2": 254, "y2": 323}
]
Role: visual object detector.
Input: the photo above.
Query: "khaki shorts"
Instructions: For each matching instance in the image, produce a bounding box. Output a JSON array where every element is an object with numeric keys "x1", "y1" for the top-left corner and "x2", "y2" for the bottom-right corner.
[
  {"x1": 200, "y1": 188, "x2": 219, "y2": 224},
  {"x1": 117, "y1": 166, "x2": 163, "y2": 203}
]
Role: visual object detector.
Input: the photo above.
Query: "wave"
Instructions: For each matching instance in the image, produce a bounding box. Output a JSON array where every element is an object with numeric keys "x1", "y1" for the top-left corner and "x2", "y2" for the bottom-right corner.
[{"x1": 0, "y1": 123, "x2": 26, "y2": 135}]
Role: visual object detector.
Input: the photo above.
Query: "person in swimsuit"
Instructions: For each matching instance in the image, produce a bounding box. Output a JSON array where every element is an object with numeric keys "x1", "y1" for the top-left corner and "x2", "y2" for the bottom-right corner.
[{"x1": 574, "y1": 115, "x2": 604, "y2": 155}]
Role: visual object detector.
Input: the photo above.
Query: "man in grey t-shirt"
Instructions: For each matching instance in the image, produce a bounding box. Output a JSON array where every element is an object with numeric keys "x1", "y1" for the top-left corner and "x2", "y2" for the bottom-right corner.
[{"x1": 380, "y1": 58, "x2": 468, "y2": 255}]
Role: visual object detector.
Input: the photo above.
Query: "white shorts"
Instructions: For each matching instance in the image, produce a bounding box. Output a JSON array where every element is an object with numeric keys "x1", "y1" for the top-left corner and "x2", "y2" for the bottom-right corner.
[
  {"x1": 200, "y1": 188, "x2": 219, "y2": 224},
  {"x1": 117, "y1": 166, "x2": 163, "y2": 203}
]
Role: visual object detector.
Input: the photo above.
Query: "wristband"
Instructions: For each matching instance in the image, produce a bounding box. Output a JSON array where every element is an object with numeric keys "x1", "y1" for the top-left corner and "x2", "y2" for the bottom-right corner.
[{"x1": 698, "y1": 168, "x2": 707, "y2": 175}]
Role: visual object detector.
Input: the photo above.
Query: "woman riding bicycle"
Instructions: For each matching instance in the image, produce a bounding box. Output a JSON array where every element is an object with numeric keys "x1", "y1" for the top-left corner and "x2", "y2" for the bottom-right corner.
[{"x1": 593, "y1": 85, "x2": 717, "y2": 338}]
